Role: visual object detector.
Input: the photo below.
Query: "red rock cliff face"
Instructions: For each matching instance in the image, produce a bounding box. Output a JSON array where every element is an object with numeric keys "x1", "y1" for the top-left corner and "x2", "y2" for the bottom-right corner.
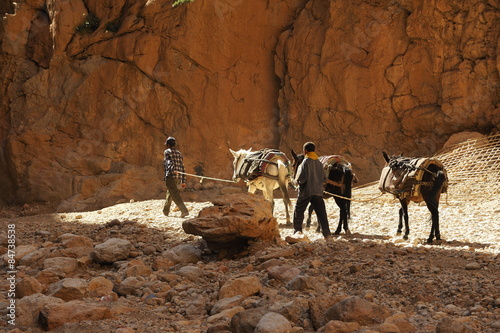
[
  {"x1": 276, "y1": 0, "x2": 499, "y2": 180},
  {"x1": 0, "y1": 0, "x2": 498, "y2": 211}
]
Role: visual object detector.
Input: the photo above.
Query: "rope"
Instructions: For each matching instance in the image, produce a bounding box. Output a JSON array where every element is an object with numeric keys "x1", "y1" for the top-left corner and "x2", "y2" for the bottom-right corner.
[
  {"x1": 179, "y1": 170, "x2": 385, "y2": 202},
  {"x1": 176, "y1": 171, "x2": 237, "y2": 183},
  {"x1": 323, "y1": 190, "x2": 385, "y2": 202}
]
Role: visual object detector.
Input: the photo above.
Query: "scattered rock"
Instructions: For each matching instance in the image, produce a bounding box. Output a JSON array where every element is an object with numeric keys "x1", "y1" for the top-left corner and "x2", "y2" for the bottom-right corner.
[
  {"x1": 324, "y1": 296, "x2": 390, "y2": 325},
  {"x1": 254, "y1": 312, "x2": 292, "y2": 333},
  {"x1": 1, "y1": 194, "x2": 498, "y2": 332},
  {"x1": 465, "y1": 262, "x2": 481, "y2": 270},
  {"x1": 435, "y1": 317, "x2": 475, "y2": 333},
  {"x1": 39, "y1": 300, "x2": 113, "y2": 330},
  {"x1": 16, "y1": 276, "x2": 46, "y2": 298},
  {"x1": 43, "y1": 257, "x2": 78, "y2": 274},
  {"x1": 267, "y1": 265, "x2": 301, "y2": 283},
  {"x1": 16, "y1": 294, "x2": 64, "y2": 326},
  {"x1": 91, "y1": 238, "x2": 133, "y2": 264},
  {"x1": 162, "y1": 244, "x2": 202, "y2": 264},
  {"x1": 318, "y1": 320, "x2": 360, "y2": 333},
  {"x1": 48, "y1": 278, "x2": 88, "y2": 301},
  {"x1": 211, "y1": 295, "x2": 245, "y2": 315},
  {"x1": 230, "y1": 308, "x2": 269, "y2": 333},
  {"x1": 219, "y1": 276, "x2": 262, "y2": 300}
]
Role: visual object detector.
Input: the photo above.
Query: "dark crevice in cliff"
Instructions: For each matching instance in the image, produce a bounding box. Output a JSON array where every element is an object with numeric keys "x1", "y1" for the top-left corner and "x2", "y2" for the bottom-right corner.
[
  {"x1": 273, "y1": 0, "x2": 310, "y2": 148},
  {"x1": 98, "y1": 54, "x2": 190, "y2": 124}
]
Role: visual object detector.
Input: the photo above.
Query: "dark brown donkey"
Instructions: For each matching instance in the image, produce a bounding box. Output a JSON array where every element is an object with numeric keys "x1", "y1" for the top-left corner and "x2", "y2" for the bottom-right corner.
[{"x1": 379, "y1": 152, "x2": 448, "y2": 243}]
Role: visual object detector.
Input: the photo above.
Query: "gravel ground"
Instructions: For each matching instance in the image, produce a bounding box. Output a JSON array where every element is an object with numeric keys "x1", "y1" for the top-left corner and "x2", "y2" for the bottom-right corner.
[{"x1": 0, "y1": 184, "x2": 499, "y2": 332}]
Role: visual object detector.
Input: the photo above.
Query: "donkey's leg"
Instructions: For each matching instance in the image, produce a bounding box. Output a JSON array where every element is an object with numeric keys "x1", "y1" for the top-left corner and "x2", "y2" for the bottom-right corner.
[
  {"x1": 344, "y1": 180, "x2": 353, "y2": 222},
  {"x1": 424, "y1": 195, "x2": 440, "y2": 243},
  {"x1": 333, "y1": 197, "x2": 344, "y2": 235},
  {"x1": 262, "y1": 179, "x2": 281, "y2": 225},
  {"x1": 342, "y1": 200, "x2": 351, "y2": 235},
  {"x1": 397, "y1": 208, "x2": 404, "y2": 235},
  {"x1": 399, "y1": 199, "x2": 410, "y2": 239}
]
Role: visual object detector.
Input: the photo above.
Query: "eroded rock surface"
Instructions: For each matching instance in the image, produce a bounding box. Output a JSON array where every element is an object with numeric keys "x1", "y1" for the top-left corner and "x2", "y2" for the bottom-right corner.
[{"x1": 0, "y1": 0, "x2": 499, "y2": 212}]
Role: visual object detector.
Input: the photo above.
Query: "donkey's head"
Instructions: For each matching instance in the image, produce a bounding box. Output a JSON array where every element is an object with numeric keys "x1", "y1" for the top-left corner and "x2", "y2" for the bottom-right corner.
[
  {"x1": 290, "y1": 150, "x2": 305, "y2": 177},
  {"x1": 383, "y1": 152, "x2": 407, "y2": 167},
  {"x1": 290, "y1": 149, "x2": 305, "y2": 188},
  {"x1": 229, "y1": 148, "x2": 251, "y2": 181}
]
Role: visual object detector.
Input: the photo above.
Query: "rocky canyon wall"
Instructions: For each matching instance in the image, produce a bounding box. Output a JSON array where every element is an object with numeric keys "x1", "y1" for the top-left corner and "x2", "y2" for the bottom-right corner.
[
  {"x1": 276, "y1": 0, "x2": 499, "y2": 180},
  {"x1": 0, "y1": 0, "x2": 498, "y2": 211}
]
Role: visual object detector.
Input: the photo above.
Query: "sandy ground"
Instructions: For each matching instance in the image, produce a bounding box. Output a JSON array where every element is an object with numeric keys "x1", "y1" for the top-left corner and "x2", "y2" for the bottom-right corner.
[{"x1": 1, "y1": 183, "x2": 499, "y2": 332}]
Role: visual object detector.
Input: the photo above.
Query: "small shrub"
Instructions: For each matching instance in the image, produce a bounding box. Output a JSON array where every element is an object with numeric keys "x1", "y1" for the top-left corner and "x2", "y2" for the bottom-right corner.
[{"x1": 172, "y1": 0, "x2": 194, "y2": 7}]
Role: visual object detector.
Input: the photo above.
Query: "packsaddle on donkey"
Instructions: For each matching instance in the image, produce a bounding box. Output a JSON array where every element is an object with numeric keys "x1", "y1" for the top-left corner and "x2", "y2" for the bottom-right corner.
[
  {"x1": 291, "y1": 150, "x2": 357, "y2": 235},
  {"x1": 379, "y1": 152, "x2": 448, "y2": 243},
  {"x1": 230, "y1": 148, "x2": 293, "y2": 226}
]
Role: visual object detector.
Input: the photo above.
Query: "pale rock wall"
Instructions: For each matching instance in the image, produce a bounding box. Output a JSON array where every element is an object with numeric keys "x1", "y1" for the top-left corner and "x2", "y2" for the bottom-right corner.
[{"x1": 0, "y1": 0, "x2": 498, "y2": 210}]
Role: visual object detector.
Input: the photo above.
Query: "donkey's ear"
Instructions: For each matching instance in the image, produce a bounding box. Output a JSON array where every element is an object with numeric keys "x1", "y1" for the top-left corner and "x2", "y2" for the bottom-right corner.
[
  {"x1": 383, "y1": 152, "x2": 390, "y2": 163},
  {"x1": 229, "y1": 149, "x2": 237, "y2": 157},
  {"x1": 291, "y1": 150, "x2": 297, "y2": 159}
]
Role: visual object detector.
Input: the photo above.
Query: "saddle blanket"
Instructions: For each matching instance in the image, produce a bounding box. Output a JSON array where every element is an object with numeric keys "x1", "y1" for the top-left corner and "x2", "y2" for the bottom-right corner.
[
  {"x1": 319, "y1": 155, "x2": 351, "y2": 169},
  {"x1": 319, "y1": 155, "x2": 352, "y2": 187},
  {"x1": 242, "y1": 149, "x2": 289, "y2": 180},
  {"x1": 378, "y1": 157, "x2": 445, "y2": 201}
]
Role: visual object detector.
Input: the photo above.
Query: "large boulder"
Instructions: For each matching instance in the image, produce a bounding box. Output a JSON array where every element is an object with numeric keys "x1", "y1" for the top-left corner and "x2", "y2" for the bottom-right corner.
[{"x1": 182, "y1": 193, "x2": 279, "y2": 251}]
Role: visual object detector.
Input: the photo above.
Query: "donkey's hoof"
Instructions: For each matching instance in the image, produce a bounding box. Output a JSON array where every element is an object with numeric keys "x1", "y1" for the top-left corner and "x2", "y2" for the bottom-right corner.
[
  {"x1": 403, "y1": 235, "x2": 409, "y2": 240},
  {"x1": 426, "y1": 236, "x2": 443, "y2": 244},
  {"x1": 396, "y1": 231, "x2": 402, "y2": 235},
  {"x1": 345, "y1": 229, "x2": 352, "y2": 235}
]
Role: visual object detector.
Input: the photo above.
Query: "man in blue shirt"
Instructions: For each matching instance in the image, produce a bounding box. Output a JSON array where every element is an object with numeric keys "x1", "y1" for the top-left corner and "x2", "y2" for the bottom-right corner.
[
  {"x1": 163, "y1": 137, "x2": 189, "y2": 218},
  {"x1": 293, "y1": 142, "x2": 332, "y2": 240}
]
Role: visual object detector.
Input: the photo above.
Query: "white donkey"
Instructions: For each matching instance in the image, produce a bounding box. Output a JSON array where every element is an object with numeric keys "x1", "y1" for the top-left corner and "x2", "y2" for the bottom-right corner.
[{"x1": 230, "y1": 148, "x2": 292, "y2": 226}]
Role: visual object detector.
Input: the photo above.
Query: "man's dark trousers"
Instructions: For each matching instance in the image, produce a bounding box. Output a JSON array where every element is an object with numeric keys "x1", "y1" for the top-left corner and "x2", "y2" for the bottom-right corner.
[{"x1": 293, "y1": 195, "x2": 331, "y2": 237}]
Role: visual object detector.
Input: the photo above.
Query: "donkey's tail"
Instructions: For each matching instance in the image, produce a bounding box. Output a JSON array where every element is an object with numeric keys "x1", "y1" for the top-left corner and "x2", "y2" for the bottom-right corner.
[
  {"x1": 343, "y1": 167, "x2": 354, "y2": 188},
  {"x1": 433, "y1": 170, "x2": 448, "y2": 193},
  {"x1": 278, "y1": 160, "x2": 292, "y2": 208}
]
